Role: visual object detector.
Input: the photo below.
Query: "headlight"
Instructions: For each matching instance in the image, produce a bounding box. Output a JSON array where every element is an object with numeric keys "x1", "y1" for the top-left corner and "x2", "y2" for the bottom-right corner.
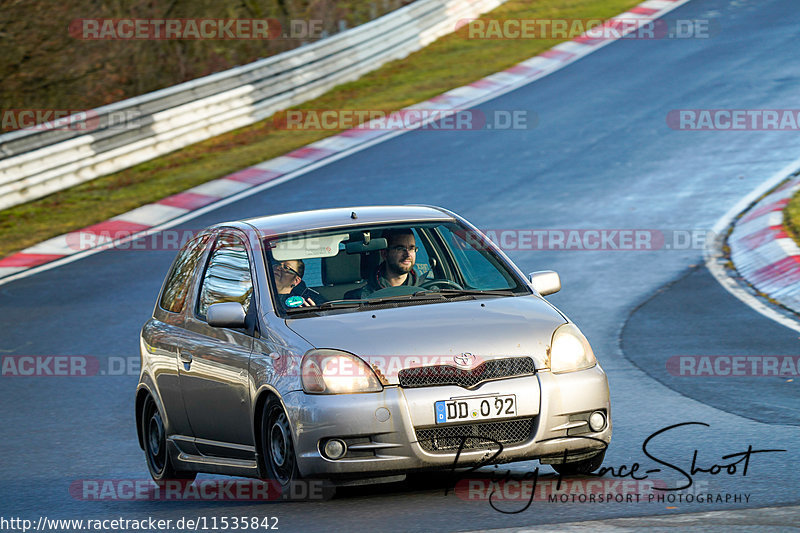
[
  {"x1": 301, "y1": 349, "x2": 383, "y2": 394},
  {"x1": 548, "y1": 323, "x2": 596, "y2": 373}
]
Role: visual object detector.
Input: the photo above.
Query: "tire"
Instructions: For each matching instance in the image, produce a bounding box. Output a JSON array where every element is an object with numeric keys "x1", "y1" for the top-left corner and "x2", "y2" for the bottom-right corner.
[
  {"x1": 262, "y1": 397, "x2": 300, "y2": 493},
  {"x1": 550, "y1": 449, "x2": 606, "y2": 476},
  {"x1": 141, "y1": 395, "x2": 196, "y2": 485}
]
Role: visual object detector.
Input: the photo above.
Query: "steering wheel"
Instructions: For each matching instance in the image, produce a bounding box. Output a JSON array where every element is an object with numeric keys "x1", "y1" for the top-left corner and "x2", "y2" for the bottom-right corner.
[{"x1": 419, "y1": 279, "x2": 463, "y2": 290}]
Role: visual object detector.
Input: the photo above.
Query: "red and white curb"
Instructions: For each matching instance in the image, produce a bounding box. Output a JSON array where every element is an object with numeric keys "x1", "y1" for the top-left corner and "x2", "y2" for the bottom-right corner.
[
  {"x1": 728, "y1": 176, "x2": 800, "y2": 313},
  {"x1": 0, "y1": 0, "x2": 691, "y2": 282}
]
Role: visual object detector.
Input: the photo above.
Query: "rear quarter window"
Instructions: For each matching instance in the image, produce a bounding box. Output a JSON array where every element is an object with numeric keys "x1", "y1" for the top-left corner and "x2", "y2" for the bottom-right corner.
[{"x1": 159, "y1": 234, "x2": 210, "y2": 313}]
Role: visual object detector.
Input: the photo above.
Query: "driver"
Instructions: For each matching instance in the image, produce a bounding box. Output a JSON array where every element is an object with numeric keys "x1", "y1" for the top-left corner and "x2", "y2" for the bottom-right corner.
[
  {"x1": 272, "y1": 259, "x2": 324, "y2": 310},
  {"x1": 344, "y1": 228, "x2": 419, "y2": 300}
]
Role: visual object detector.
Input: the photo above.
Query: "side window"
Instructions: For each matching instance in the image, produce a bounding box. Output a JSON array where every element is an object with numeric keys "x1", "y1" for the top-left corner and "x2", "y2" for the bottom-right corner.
[
  {"x1": 159, "y1": 234, "x2": 210, "y2": 314},
  {"x1": 196, "y1": 233, "x2": 253, "y2": 319}
]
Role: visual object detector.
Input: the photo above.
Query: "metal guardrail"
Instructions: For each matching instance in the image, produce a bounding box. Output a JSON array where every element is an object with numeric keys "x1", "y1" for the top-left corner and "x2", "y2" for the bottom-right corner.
[{"x1": 0, "y1": 0, "x2": 503, "y2": 211}]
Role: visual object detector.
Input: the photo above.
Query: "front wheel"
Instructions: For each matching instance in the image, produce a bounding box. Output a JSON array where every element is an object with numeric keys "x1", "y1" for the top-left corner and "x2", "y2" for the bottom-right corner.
[
  {"x1": 550, "y1": 449, "x2": 606, "y2": 476},
  {"x1": 262, "y1": 397, "x2": 300, "y2": 492},
  {"x1": 141, "y1": 395, "x2": 196, "y2": 485}
]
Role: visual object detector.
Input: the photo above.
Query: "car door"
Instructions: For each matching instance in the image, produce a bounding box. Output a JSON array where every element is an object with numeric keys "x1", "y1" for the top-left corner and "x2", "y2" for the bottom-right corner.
[
  {"x1": 179, "y1": 230, "x2": 256, "y2": 451},
  {"x1": 146, "y1": 231, "x2": 213, "y2": 439}
]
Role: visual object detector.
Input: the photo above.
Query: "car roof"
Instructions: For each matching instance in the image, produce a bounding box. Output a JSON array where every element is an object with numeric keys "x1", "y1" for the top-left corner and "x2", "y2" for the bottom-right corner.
[{"x1": 235, "y1": 205, "x2": 457, "y2": 237}]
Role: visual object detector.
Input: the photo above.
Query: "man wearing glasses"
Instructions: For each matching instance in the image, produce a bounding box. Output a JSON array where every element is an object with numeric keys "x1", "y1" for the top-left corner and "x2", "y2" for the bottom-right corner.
[
  {"x1": 272, "y1": 259, "x2": 324, "y2": 310},
  {"x1": 345, "y1": 228, "x2": 419, "y2": 300}
]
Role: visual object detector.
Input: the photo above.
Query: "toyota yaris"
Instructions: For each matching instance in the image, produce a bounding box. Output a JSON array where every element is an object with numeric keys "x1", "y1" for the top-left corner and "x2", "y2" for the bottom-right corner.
[{"x1": 136, "y1": 205, "x2": 611, "y2": 490}]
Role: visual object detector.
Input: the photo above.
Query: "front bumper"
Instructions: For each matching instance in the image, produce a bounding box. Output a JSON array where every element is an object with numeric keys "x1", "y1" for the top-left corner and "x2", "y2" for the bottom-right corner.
[{"x1": 283, "y1": 364, "x2": 611, "y2": 478}]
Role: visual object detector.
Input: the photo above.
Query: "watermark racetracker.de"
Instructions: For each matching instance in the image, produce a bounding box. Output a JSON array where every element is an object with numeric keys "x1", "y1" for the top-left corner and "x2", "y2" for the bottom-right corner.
[
  {"x1": 667, "y1": 109, "x2": 800, "y2": 130},
  {"x1": 69, "y1": 478, "x2": 329, "y2": 501},
  {"x1": 2, "y1": 516, "x2": 278, "y2": 532},
  {"x1": 68, "y1": 18, "x2": 341, "y2": 40},
  {"x1": 272, "y1": 109, "x2": 536, "y2": 131},
  {"x1": 456, "y1": 17, "x2": 717, "y2": 40},
  {"x1": 1, "y1": 355, "x2": 135, "y2": 377},
  {"x1": 62, "y1": 228, "x2": 716, "y2": 252},
  {"x1": 667, "y1": 355, "x2": 800, "y2": 377},
  {"x1": 1, "y1": 109, "x2": 141, "y2": 132}
]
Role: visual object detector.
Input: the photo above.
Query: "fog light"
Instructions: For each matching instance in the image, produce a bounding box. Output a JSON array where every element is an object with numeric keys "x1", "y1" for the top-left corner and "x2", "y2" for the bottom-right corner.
[
  {"x1": 323, "y1": 439, "x2": 347, "y2": 460},
  {"x1": 588, "y1": 411, "x2": 606, "y2": 432}
]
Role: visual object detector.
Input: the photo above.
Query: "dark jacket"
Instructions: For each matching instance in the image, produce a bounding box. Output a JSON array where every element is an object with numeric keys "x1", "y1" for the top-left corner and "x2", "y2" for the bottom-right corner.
[
  {"x1": 277, "y1": 281, "x2": 326, "y2": 311},
  {"x1": 344, "y1": 263, "x2": 418, "y2": 300}
]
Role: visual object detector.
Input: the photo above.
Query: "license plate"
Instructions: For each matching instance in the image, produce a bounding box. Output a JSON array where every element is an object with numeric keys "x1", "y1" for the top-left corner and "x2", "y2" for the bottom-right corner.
[{"x1": 434, "y1": 395, "x2": 517, "y2": 424}]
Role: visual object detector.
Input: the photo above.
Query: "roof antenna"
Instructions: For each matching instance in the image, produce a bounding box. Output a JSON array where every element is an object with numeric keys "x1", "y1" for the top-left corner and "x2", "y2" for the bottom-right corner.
[{"x1": 351, "y1": 211, "x2": 358, "y2": 219}]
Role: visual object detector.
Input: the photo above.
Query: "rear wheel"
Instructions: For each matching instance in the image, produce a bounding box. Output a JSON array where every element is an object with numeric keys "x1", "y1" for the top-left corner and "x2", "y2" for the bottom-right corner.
[
  {"x1": 262, "y1": 397, "x2": 300, "y2": 493},
  {"x1": 550, "y1": 449, "x2": 606, "y2": 476},
  {"x1": 141, "y1": 395, "x2": 196, "y2": 485}
]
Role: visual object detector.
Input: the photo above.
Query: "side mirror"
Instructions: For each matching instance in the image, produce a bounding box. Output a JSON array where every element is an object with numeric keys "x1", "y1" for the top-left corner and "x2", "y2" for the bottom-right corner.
[
  {"x1": 529, "y1": 270, "x2": 561, "y2": 296},
  {"x1": 207, "y1": 302, "x2": 247, "y2": 328}
]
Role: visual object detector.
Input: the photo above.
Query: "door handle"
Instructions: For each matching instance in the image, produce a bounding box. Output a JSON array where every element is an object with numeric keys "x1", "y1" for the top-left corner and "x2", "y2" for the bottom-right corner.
[{"x1": 179, "y1": 350, "x2": 193, "y2": 364}]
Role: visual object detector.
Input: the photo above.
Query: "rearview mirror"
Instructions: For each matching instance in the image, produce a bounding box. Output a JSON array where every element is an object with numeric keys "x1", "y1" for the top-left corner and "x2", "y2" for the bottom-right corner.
[
  {"x1": 529, "y1": 270, "x2": 561, "y2": 296},
  {"x1": 345, "y1": 237, "x2": 387, "y2": 254},
  {"x1": 207, "y1": 302, "x2": 247, "y2": 328}
]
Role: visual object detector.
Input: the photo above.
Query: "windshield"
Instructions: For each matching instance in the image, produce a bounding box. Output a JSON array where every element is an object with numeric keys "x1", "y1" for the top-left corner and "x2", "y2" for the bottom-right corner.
[{"x1": 264, "y1": 222, "x2": 530, "y2": 317}]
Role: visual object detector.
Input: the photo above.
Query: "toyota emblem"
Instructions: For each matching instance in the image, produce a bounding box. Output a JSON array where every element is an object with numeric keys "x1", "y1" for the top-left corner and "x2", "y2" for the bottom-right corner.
[{"x1": 453, "y1": 353, "x2": 475, "y2": 367}]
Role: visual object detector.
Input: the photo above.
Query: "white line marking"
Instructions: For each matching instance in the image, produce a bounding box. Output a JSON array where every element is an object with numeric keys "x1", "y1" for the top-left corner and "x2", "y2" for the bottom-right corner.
[
  {"x1": 112, "y1": 203, "x2": 189, "y2": 226},
  {"x1": 186, "y1": 178, "x2": 251, "y2": 197},
  {"x1": 21, "y1": 234, "x2": 74, "y2": 256},
  {"x1": 0, "y1": 266, "x2": 26, "y2": 277},
  {"x1": 253, "y1": 155, "x2": 311, "y2": 173}
]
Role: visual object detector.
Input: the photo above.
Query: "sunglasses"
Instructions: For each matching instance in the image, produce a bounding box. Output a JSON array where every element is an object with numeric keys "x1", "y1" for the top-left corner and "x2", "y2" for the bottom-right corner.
[{"x1": 272, "y1": 263, "x2": 301, "y2": 278}]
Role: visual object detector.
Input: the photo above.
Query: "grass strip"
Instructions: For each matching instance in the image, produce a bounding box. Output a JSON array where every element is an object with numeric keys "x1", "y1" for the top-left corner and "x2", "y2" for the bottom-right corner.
[
  {"x1": 0, "y1": 0, "x2": 643, "y2": 258},
  {"x1": 784, "y1": 187, "x2": 800, "y2": 247}
]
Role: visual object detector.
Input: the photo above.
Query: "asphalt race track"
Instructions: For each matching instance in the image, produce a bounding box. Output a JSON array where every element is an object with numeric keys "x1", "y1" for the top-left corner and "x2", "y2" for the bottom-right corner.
[{"x1": 2, "y1": 0, "x2": 800, "y2": 530}]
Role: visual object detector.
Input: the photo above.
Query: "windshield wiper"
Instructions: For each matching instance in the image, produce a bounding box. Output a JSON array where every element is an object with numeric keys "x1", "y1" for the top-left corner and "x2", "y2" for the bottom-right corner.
[
  {"x1": 310, "y1": 300, "x2": 365, "y2": 310},
  {"x1": 312, "y1": 292, "x2": 446, "y2": 310},
  {"x1": 417, "y1": 288, "x2": 520, "y2": 297},
  {"x1": 291, "y1": 289, "x2": 511, "y2": 314},
  {"x1": 370, "y1": 293, "x2": 446, "y2": 303}
]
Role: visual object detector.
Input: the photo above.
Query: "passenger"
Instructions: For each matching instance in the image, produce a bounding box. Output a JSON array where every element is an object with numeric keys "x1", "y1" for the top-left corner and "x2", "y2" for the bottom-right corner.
[
  {"x1": 344, "y1": 228, "x2": 419, "y2": 300},
  {"x1": 272, "y1": 259, "x2": 324, "y2": 310}
]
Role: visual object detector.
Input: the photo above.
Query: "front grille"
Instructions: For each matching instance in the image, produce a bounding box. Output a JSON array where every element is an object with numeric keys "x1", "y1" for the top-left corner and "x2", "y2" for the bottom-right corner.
[
  {"x1": 398, "y1": 357, "x2": 535, "y2": 389},
  {"x1": 416, "y1": 417, "x2": 535, "y2": 452}
]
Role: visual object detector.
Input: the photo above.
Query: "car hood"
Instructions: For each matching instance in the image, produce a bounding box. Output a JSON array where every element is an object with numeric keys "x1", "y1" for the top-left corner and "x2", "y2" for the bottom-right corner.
[{"x1": 285, "y1": 295, "x2": 566, "y2": 384}]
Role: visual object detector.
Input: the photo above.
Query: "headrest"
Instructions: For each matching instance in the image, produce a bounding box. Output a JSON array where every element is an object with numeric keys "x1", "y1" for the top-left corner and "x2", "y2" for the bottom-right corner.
[{"x1": 322, "y1": 252, "x2": 362, "y2": 285}]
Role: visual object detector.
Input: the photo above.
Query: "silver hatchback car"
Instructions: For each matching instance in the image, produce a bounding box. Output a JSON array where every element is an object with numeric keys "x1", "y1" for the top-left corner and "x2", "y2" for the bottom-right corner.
[{"x1": 136, "y1": 206, "x2": 611, "y2": 490}]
